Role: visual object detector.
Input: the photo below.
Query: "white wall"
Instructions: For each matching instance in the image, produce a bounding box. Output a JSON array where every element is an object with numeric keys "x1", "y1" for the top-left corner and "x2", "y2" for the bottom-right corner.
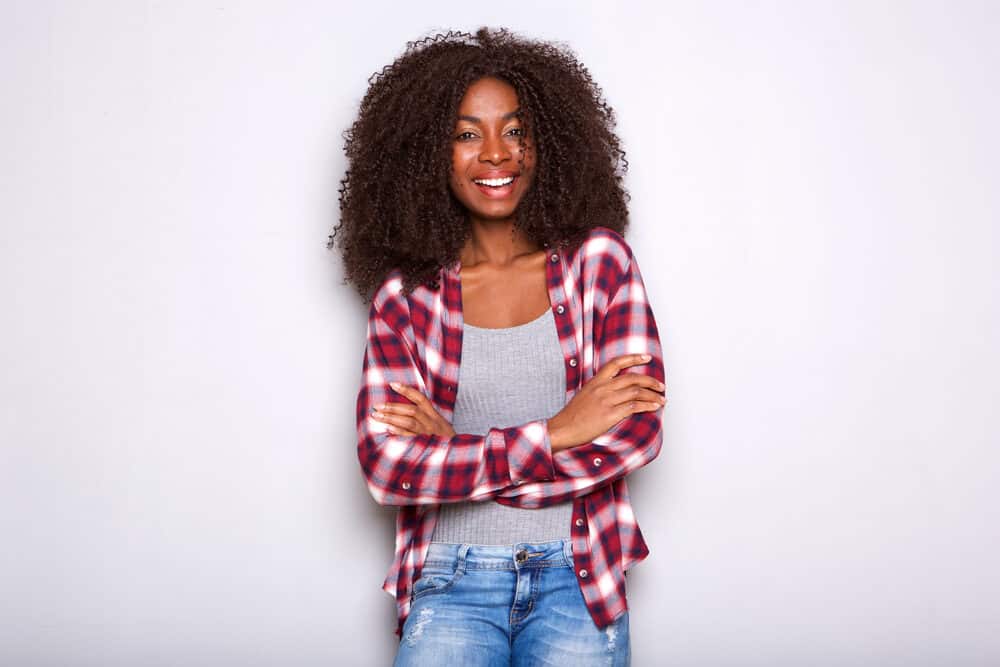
[{"x1": 1, "y1": 1, "x2": 997, "y2": 665}]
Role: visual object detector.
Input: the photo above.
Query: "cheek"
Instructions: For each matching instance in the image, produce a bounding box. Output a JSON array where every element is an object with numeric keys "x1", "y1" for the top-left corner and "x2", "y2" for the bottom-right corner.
[
  {"x1": 448, "y1": 164, "x2": 467, "y2": 196},
  {"x1": 450, "y1": 149, "x2": 467, "y2": 178}
]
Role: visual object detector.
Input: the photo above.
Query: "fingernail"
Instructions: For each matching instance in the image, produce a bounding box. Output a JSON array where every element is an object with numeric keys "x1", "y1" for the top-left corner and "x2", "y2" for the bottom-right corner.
[
  {"x1": 657, "y1": 382, "x2": 665, "y2": 390},
  {"x1": 642, "y1": 354, "x2": 651, "y2": 361},
  {"x1": 389, "y1": 382, "x2": 400, "y2": 390}
]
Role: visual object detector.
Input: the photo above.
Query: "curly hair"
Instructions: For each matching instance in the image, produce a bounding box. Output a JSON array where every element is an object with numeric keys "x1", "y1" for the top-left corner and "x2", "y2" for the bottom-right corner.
[{"x1": 329, "y1": 26, "x2": 631, "y2": 303}]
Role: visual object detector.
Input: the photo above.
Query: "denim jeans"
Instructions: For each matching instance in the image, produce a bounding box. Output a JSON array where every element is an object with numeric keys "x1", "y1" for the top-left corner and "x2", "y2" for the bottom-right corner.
[{"x1": 393, "y1": 539, "x2": 631, "y2": 666}]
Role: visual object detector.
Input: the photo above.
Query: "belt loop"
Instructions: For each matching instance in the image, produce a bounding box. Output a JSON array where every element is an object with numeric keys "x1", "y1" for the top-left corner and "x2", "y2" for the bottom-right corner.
[
  {"x1": 456, "y1": 543, "x2": 471, "y2": 574},
  {"x1": 563, "y1": 539, "x2": 573, "y2": 564}
]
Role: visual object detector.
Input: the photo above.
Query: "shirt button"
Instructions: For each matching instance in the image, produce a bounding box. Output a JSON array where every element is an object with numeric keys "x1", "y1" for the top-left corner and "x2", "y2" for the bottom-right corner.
[
  {"x1": 550, "y1": 253, "x2": 558, "y2": 263},
  {"x1": 556, "y1": 304, "x2": 565, "y2": 314},
  {"x1": 575, "y1": 518, "x2": 584, "y2": 526},
  {"x1": 593, "y1": 457, "x2": 602, "y2": 466},
  {"x1": 568, "y1": 358, "x2": 577, "y2": 367},
  {"x1": 579, "y1": 569, "x2": 589, "y2": 578},
  {"x1": 401, "y1": 481, "x2": 411, "y2": 490},
  {"x1": 513, "y1": 479, "x2": 523, "y2": 486}
]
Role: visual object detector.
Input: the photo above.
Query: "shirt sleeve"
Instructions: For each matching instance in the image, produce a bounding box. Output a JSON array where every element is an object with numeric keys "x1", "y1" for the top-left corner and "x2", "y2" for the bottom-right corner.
[
  {"x1": 494, "y1": 246, "x2": 665, "y2": 509},
  {"x1": 356, "y1": 300, "x2": 557, "y2": 506}
]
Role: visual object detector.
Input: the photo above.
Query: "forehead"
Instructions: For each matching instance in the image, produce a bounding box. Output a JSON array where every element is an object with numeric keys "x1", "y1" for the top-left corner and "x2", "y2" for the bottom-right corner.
[{"x1": 457, "y1": 77, "x2": 520, "y2": 117}]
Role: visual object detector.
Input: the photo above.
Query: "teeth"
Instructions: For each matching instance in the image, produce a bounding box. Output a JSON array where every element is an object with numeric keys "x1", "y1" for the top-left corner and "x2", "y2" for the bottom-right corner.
[{"x1": 474, "y1": 176, "x2": 515, "y2": 187}]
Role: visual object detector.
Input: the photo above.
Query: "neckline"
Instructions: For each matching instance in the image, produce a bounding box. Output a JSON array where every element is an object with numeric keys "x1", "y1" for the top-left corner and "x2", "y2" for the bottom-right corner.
[
  {"x1": 463, "y1": 306, "x2": 552, "y2": 332},
  {"x1": 450, "y1": 248, "x2": 561, "y2": 333}
]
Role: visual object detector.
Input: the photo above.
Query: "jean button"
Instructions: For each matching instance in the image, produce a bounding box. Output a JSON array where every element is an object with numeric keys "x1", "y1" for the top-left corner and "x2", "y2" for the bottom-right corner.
[{"x1": 515, "y1": 549, "x2": 528, "y2": 563}]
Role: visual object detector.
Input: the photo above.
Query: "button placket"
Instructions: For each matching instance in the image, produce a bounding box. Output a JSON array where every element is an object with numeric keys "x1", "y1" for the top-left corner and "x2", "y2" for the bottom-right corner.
[{"x1": 547, "y1": 254, "x2": 581, "y2": 389}]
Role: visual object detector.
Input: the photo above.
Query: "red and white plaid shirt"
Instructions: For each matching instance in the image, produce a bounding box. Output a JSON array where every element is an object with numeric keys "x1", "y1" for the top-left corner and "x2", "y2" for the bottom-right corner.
[{"x1": 355, "y1": 226, "x2": 666, "y2": 639}]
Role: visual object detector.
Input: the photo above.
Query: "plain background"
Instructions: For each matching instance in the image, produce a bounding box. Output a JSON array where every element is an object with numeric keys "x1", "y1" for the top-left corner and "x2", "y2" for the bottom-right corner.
[{"x1": 2, "y1": 1, "x2": 997, "y2": 665}]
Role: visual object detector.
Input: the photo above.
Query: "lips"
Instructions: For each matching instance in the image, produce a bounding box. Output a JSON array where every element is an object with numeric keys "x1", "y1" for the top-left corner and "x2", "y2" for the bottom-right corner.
[
  {"x1": 472, "y1": 169, "x2": 521, "y2": 199},
  {"x1": 473, "y1": 170, "x2": 519, "y2": 180},
  {"x1": 473, "y1": 174, "x2": 518, "y2": 198}
]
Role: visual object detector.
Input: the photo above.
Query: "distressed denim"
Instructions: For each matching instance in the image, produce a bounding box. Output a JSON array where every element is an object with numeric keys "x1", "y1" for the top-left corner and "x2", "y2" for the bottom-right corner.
[{"x1": 393, "y1": 539, "x2": 631, "y2": 666}]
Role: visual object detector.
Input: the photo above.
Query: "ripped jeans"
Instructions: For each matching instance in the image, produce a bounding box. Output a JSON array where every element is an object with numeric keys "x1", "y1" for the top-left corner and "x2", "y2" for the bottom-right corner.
[{"x1": 393, "y1": 539, "x2": 630, "y2": 666}]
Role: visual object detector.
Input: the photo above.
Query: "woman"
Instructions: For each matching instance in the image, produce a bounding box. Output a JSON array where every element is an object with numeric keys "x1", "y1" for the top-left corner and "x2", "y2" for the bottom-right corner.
[{"x1": 330, "y1": 27, "x2": 667, "y2": 666}]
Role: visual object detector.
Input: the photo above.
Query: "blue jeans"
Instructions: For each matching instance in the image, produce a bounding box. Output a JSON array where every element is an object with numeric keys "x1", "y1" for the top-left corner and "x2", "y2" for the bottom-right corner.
[{"x1": 393, "y1": 539, "x2": 631, "y2": 666}]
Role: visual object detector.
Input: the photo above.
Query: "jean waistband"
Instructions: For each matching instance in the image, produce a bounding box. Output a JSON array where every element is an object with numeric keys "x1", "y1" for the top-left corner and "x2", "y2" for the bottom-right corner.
[{"x1": 424, "y1": 539, "x2": 573, "y2": 571}]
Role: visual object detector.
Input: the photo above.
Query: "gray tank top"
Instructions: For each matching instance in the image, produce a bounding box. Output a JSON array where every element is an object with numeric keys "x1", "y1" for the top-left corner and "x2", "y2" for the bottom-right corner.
[{"x1": 431, "y1": 306, "x2": 574, "y2": 545}]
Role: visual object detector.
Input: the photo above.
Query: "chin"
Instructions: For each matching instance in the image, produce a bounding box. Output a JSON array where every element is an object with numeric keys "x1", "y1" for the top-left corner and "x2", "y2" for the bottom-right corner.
[{"x1": 475, "y1": 206, "x2": 521, "y2": 221}]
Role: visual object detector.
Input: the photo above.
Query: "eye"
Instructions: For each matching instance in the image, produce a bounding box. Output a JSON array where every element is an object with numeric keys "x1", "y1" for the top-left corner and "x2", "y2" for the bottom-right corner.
[
  {"x1": 456, "y1": 131, "x2": 477, "y2": 141},
  {"x1": 508, "y1": 127, "x2": 525, "y2": 137}
]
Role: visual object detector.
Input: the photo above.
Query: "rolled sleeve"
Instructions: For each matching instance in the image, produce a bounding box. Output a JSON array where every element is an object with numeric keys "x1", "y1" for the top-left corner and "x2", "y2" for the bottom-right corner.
[{"x1": 502, "y1": 419, "x2": 556, "y2": 486}]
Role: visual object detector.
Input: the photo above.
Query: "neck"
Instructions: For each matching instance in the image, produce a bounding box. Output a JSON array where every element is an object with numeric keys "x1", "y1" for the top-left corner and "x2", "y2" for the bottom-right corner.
[{"x1": 460, "y1": 218, "x2": 539, "y2": 268}]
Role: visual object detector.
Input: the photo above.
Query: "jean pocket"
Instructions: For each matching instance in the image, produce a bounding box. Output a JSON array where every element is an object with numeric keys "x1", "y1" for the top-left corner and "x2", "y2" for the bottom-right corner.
[{"x1": 411, "y1": 561, "x2": 462, "y2": 600}]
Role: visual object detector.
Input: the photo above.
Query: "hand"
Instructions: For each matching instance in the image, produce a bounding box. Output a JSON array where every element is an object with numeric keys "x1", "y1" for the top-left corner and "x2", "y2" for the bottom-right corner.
[
  {"x1": 370, "y1": 382, "x2": 457, "y2": 437},
  {"x1": 547, "y1": 353, "x2": 666, "y2": 452}
]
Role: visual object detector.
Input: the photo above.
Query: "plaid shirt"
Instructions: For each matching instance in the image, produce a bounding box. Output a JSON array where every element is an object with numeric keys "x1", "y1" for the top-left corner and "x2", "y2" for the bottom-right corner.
[{"x1": 355, "y1": 226, "x2": 666, "y2": 639}]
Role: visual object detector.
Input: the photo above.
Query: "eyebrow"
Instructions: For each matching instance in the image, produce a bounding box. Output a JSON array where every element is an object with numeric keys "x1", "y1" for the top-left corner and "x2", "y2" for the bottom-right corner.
[{"x1": 457, "y1": 109, "x2": 521, "y2": 123}]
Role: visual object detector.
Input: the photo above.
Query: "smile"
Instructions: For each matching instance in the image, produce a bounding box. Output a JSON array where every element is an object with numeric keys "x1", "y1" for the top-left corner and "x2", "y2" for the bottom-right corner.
[
  {"x1": 472, "y1": 175, "x2": 518, "y2": 198},
  {"x1": 473, "y1": 176, "x2": 515, "y2": 187}
]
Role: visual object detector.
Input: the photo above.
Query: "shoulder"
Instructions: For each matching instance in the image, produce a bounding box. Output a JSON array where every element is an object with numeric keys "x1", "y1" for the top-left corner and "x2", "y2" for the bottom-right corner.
[
  {"x1": 369, "y1": 268, "x2": 406, "y2": 314},
  {"x1": 569, "y1": 225, "x2": 637, "y2": 281},
  {"x1": 367, "y1": 267, "x2": 438, "y2": 332}
]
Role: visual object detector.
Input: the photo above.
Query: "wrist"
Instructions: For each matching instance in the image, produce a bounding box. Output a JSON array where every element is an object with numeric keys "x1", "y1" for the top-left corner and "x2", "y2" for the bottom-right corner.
[{"x1": 547, "y1": 416, "x2": 569, "y2": 453}]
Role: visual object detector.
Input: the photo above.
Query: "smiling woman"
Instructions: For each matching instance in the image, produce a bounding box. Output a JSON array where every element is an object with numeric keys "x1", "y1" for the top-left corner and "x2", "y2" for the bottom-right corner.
[
  {"x1": 449, "y1": 77, "x2": 537, "y2": 216},
  {"x1": 329, "y1": 26, "x2": 632, "y2": 303},
  {"x1": 330, "y1": 26, "x2": 665, "y2": 667}
]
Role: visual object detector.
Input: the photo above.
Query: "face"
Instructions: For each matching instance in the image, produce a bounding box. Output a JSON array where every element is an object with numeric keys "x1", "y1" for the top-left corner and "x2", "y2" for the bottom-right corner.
[{"x1": 448, "y1": 76, "x2": 536, "y2": 224}]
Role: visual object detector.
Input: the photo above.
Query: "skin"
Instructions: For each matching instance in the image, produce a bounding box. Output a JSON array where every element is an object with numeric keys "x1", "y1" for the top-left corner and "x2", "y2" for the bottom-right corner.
[
  {"x1": 450, "y1": 77, "x2": 550, "y2": 329},
  {"x1": 370, "y1": 76, "x2": 667, "y2": 452},
  {"x1": 449, "y1": 76, "x2": 537, "y2": 240}
]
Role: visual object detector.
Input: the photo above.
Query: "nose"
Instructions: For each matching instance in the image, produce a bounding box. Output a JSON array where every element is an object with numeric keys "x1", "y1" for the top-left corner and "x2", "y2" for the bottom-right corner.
[{"x1": 480, "y1": 133, "x2": 511, "y2": 164}]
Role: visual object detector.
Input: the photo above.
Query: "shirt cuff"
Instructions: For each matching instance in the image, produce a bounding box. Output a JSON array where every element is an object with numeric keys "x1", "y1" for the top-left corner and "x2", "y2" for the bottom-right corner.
[{"x1": 502, "y1": 419, "x2": 556, "y2": 486}]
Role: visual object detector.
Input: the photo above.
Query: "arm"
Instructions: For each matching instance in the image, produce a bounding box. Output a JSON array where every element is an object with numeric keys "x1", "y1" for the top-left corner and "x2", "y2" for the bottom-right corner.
[
  {"x1": 494, "y1": 247, "x2": 665, "y2": 508},
  {"x1": 356, "y1": 300, "x2": 557, "y2": 506}
]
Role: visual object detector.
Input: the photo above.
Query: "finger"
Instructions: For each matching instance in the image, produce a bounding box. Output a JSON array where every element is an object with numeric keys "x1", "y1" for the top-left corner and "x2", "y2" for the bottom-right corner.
[
  {"x1": 396, "y1": 390, "x2": 450, "y2": 428},
  {"x1": 379, "y1": 400, "x2": 441, "y2": 433},
  {"x1": 374, "y1": 403, "x2": 419, "y2": 417},
  {"x1": 616, "y1": 400, "x2": 665, "y2": 422},
  {"x1": 609, "y1": 387, "x2": 667, "y2": 407},
  {"x1": 386, "y1": 424, "x2": 417, "y2": 436},
  {"x1": 595, "y1": 353, "x2": 652, "y2": 381},
  {"x1": 371, "y1": 411, "x2": 417, "y2": 430},
  {"x1": 608, "y1": 374, "x2": 666, "y2": 393},
  {"x1": 389, "y1": 382, "x2": 435, "y2": 411}
]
